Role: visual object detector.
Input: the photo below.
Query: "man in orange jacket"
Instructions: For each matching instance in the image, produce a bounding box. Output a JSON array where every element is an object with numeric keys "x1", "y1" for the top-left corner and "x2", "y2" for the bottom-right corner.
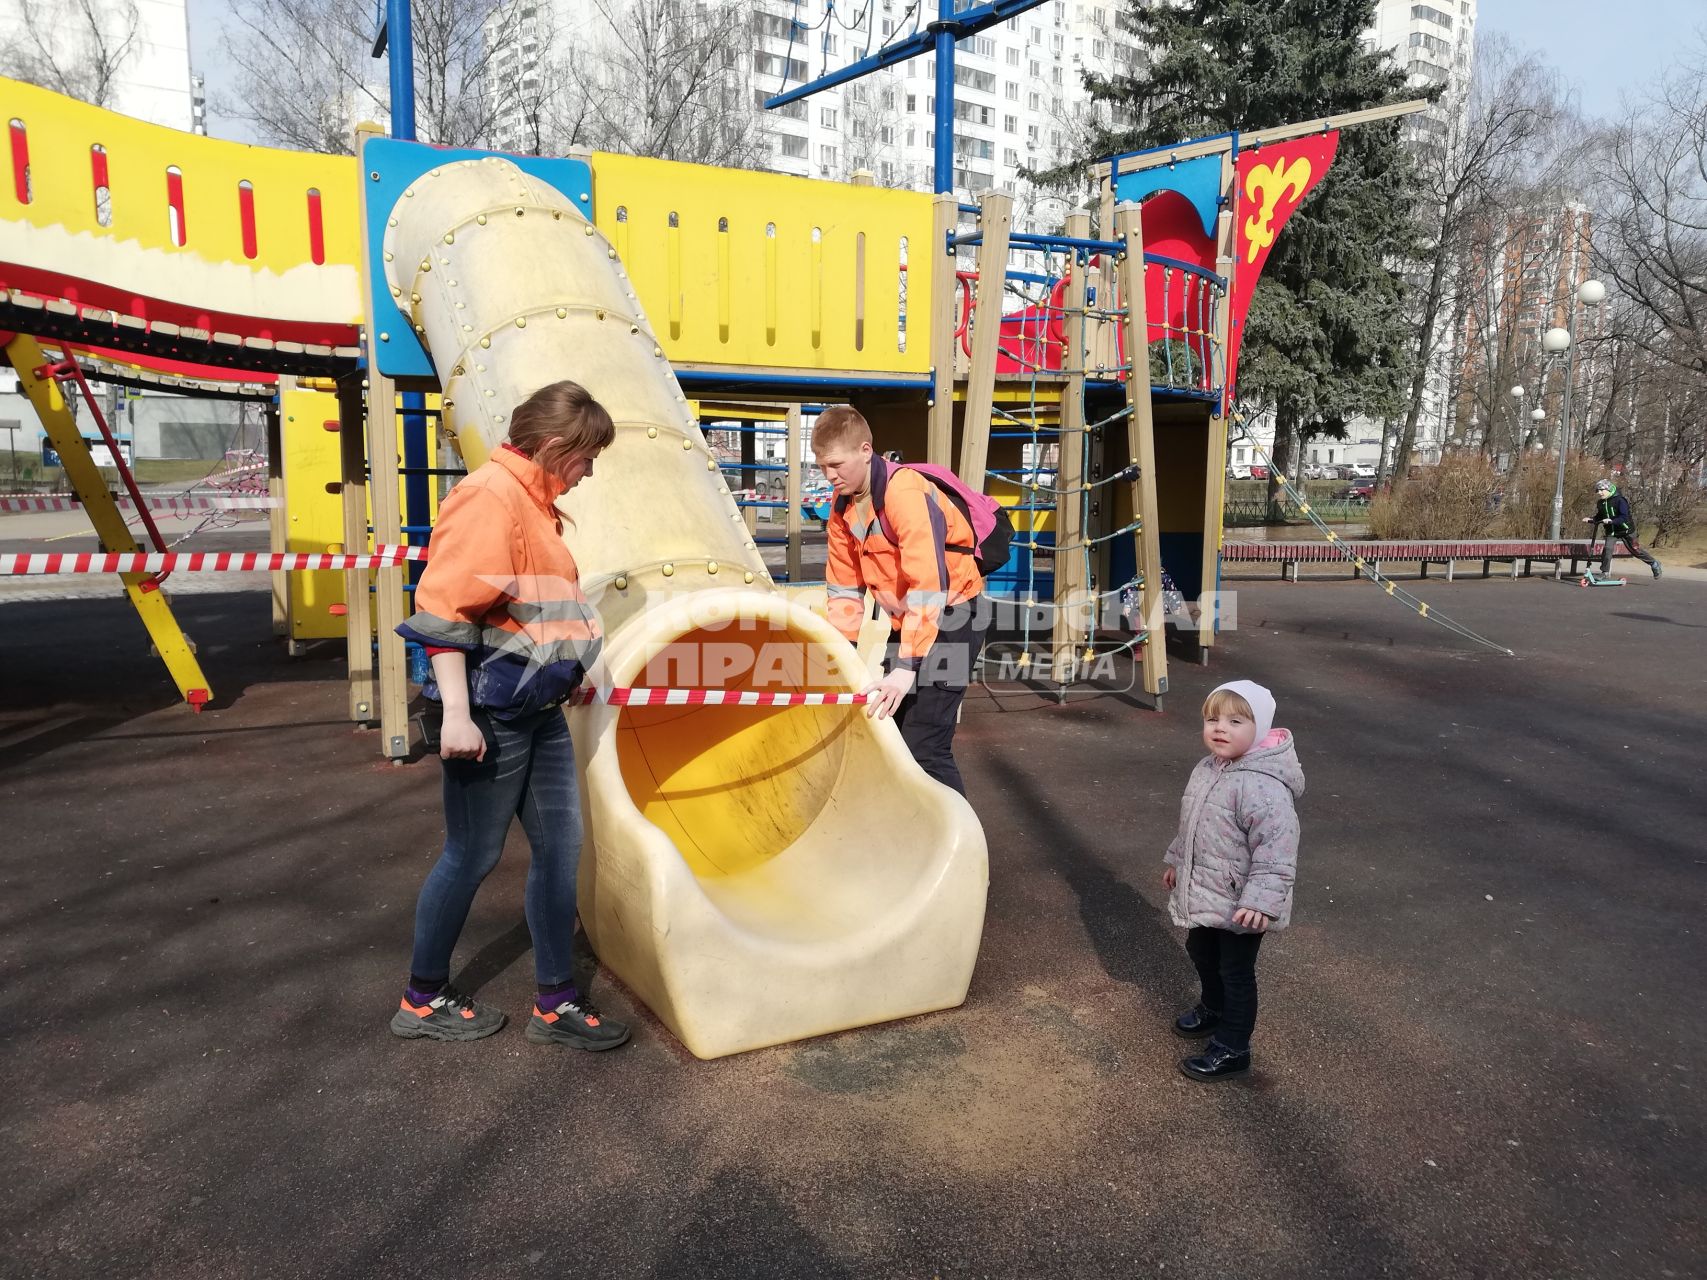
[{"x1": 815, "y1": 405, "x2": 986, "y2": 795}]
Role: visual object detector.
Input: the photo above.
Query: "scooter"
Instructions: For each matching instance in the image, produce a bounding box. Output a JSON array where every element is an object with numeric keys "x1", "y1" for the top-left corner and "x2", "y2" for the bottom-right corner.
[{"x1": 1579, "y1": 530, "x2": 1626, "y2": 587}]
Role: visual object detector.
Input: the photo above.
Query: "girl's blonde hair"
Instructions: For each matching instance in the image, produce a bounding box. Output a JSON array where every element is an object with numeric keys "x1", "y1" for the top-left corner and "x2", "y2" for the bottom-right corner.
[
  {"x1": 509, "y1": 381, "x2": 615, "y2": 474},
  {"x1": 1202, "y1": 688, "x2": 1254, "y2": 721}
]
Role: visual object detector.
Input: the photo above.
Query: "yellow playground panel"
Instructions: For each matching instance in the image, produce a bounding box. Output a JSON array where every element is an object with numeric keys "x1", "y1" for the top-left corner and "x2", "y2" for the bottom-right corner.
[
  {"x1": 590, "y1": 152, "x2": 933, "y2": 376},
  {"x1": 279, "y1": 386, "x2": 443, "y2": 644}
]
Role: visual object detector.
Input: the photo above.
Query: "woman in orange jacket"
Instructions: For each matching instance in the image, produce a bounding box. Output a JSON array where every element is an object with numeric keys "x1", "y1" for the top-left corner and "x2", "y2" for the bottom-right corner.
[{"x1": 389, "y1": 381, "x2": 630, "y2": 1052}]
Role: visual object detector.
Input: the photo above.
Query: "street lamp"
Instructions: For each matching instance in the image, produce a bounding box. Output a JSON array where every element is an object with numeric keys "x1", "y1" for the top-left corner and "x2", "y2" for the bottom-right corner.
[{"x1": 1545, "y1": 278, "x2": 1606, "y2": 538}]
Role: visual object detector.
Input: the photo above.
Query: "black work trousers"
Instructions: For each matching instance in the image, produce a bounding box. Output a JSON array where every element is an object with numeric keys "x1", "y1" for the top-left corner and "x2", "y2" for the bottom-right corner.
[
  {"x1": 1185, "y1": 926, "x2": 1265, "y2": 1053},
  {"x1": 884, "y1": 603, "x2": 987, "y2": 796}
]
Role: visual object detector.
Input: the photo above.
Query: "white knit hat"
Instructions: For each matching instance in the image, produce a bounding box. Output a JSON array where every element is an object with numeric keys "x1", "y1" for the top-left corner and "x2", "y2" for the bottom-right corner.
[{"x1": 1210, "y1": 679, "x2": 1276, "y2": 743}]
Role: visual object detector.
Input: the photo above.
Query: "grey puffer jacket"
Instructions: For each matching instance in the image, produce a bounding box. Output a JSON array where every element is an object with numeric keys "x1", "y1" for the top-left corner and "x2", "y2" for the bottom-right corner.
[{"x1": 1164, "y1": 730, "x2": 1305, "y2": 932}]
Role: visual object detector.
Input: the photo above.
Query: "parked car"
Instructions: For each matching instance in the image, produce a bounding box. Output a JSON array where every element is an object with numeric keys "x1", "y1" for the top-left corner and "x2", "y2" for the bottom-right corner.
[
  {"x1": 1341, "y1": 480, "x2": 1376, "y2": 503},
  {"x1": 1226, "y1": 465, "x2": 1252, "y2": 480},
  {"x1": 1348, "y1": 464, "x2": 1376, "y2": 479},
  {"x1": 1249, "y1": 465, "x2": 1268, "y2": 479}
]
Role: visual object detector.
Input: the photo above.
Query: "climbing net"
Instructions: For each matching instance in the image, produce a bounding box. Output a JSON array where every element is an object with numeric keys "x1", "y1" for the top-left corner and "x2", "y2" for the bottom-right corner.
[{"x1": 958, "y1": 231, "x2": 1224, "y2": 680}]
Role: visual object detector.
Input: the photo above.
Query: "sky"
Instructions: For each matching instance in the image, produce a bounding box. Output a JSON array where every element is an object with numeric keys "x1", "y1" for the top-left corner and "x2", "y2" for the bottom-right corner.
[
  {"x1": 1481, "y1": 0, "x2": 1705, "y2": 118},
  {"x1": 187, "y1": 0, "x2": 1704, "y2": 144}
]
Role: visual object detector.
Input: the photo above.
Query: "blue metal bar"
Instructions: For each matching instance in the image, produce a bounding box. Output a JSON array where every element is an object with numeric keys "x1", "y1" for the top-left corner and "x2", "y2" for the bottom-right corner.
[
  {"x1": 674, "y1": 370, "x2": 930, "y2": 392},
  {"x1": 1143, "y1": 252, "x2": 1228, "y2": 289},
  {"x1": 707, "y1": 425, "x2": 789, "y2": 435},
  {"x1": 1009, "y1": 232, "x2": 1126, "y2": 254},
  {"x1": 1005, "y1": 269, "x2": 1058, "y2": 287},
  {"x1": 737, "y1": 500, "x2": 790, "y2": 509},
  {"x1": 762, "y1": 0, "x2": 1049, "y2": 110},
  {"x1": 933, "y1": 0, "x2": 954, "y2": 193},
  {"x1": 380, "y1": 0, "x2": 416, "y2": 141},
  {"x1": 716, "y1": 461, "x2": 790, "y2": 471}
]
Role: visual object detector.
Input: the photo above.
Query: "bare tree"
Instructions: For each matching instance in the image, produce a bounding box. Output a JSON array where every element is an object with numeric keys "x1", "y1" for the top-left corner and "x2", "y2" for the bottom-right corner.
[
  {"x1": 1389, "y1": 35, "x2": 1577, "y2": 479},
  {"x1": 1594, "y1": 48, "x2": 1707, "y2": 383},
  {"x1": 1578, "y1": 39, "x2": 1707, "y2": 502},
  {"x1": 841, "y1": 80, "x2": 900, "y2": 181},
  {"x1": 220, "y1": 0, "x2": 545, "y2": 154},
  {"x1": 553, "y1": 0, "x2": 770, "y2": 168},
  {"x1": 0, "y1": 0, "x2": 140, "y2": 108}
]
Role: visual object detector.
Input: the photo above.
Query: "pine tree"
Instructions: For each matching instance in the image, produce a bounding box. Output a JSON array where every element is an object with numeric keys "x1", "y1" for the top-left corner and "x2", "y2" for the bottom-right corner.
[{"x1": 1076, "y1": 0, "x2": 1425, "y2": 509}]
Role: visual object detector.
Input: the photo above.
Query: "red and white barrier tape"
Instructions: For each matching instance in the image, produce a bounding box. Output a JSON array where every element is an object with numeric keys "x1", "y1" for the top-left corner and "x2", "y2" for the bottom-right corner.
[
  {"x1": 0, "y1": 493, "x2": 280, "y2": 514},
  {"x1": 0, "y1": 544, "x2": 428, "y2": 575},
  {"x1": 569, "y1": 687, "x2": 868, "y2": 708}
]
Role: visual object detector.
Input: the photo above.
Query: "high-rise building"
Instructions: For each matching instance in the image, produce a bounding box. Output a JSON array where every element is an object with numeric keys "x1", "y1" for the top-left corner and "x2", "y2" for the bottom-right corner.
[
  {"x1": 486, "y1": 1, "x2": 1145, "y2": 233},
  {"x1": 0, "y1": 0, "x2": 198, "y2": 133}
]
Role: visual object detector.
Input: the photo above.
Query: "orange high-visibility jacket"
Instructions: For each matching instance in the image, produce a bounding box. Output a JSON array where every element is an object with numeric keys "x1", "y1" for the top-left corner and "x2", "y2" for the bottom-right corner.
[
  {"x1": 397, "y1": 444, "x2": 602, "y2": 717},
  {"x1": 825, "y1": 457, "x2": 984, "y2": 668}
]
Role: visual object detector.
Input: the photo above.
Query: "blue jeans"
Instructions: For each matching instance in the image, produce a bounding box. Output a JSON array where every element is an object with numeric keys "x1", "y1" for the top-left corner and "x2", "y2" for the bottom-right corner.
[{"x1": 408, "y1": 707, "x2": 581, "y2": 988}]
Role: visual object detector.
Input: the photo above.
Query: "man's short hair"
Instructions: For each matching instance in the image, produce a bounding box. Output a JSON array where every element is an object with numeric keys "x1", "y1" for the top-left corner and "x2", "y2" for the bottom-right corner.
[{"x1": 812, "y1": 405, "x2": 872, "y2": 453}]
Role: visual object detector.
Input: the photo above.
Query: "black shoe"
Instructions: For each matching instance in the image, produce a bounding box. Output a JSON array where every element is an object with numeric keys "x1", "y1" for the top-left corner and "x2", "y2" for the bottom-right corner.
[
  {"x1": 1172, "y1": 1004, "x2": 1221, "y2": 1038},
  {"x1": 1652, "y1": 561, "x2": 1664, "y2": 578},
  {"x1": 526, "y1": 993, "x2": 632, "y2": 1051},
  {"x1": 1179, "y1": 1040, "x2": 1251, "y2": 1082},
  {"x1": 389, "y1": 985, "x2": 506, "y2": 1041}
]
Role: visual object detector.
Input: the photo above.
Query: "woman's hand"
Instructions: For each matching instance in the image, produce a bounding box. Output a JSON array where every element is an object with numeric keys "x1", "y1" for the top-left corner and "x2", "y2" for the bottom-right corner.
[
  {"x1": 1162, "y1": 865, "x2": 1176, "y2": 891},
  {"x1": 440, "y1": 713, "x2": 487, "y2": 761},
  {"x1": 1231, "y1": 907, "x2": 1270, "y2": 931}
]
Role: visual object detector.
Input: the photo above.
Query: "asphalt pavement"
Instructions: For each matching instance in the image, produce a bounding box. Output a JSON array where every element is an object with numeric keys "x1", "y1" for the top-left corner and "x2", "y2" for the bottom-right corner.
[{"x1": 1, "y1": 570, "x2": 1702, "y2": 1278}]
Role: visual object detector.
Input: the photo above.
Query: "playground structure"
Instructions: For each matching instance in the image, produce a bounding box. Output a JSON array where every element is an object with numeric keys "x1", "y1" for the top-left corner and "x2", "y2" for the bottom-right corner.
[{"x1": 1, "y1": 68, "x2": 1422, "y2": 1055}]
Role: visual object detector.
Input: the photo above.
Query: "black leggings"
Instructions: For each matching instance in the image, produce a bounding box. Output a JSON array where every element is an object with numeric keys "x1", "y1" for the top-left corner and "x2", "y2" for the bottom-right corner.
[{"x1": 1185, "y1": 926, "x2": 1264, "y2": 1052}]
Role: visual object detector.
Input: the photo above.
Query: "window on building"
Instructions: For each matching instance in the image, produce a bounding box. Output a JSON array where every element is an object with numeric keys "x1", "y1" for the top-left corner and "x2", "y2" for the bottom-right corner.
[
  {"x1": 906, "y1": 94, "x2": 916, "y2": 112},
  {"x1": 1006, "y1": 47, "x2": 1021, "y2": 66},
  {"x1": 821, "y1": 106, "x2": 838, "y2": 127},
  {"x1": 1052, "y1": 65, "x2": 1063, "y2": 83},
  {"x1": 1029, "y1": 91, "x2": 1041, "y2": 109},
  {"x1": 821, "y1": 144, "x2": 838, "y2": 166},
  {"x1": 779, "y1": 134, "x2": 808, "y2": 159},
  {"x1": 823, "y1": 32, "x2": 837, "y2": 53},
  {"x1": 1003, "y1": 147, "x2": 1019, "y2": 166},
  {"x1": 1005, "y1": 81, "x2": 1019, "y2": 100},
  {"x1": 1092, "y1": 39, "x2": 1106, "y2": 59},
  {"x1": 1411, "y1": 3, "x2": 1453, "y2": 28},
  {"x1": 954, "y1": 66, "x2": 997, "y2": 93},
  {"x1": 1003, "y1": 113, "x2": 1017, "y2": 132}
]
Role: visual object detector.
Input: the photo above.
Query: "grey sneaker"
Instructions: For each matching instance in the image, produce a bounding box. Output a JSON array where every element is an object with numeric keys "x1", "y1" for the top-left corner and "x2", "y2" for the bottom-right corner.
[
  {"x1": 390, "y1": 985, "x2": 507, "y2": 1041},
  {"x1": 1652, "y1": 561, "x2": 1664, "y2": 578},
  {"x1": 526, "y1": 993, "x2": 632, "y2": 1051}
]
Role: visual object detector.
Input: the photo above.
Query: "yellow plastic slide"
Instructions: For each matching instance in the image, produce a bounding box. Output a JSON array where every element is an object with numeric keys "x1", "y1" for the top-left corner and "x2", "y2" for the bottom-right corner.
[{"x1": 381, "y1": 156, "x2": 988, "y2": 1058}]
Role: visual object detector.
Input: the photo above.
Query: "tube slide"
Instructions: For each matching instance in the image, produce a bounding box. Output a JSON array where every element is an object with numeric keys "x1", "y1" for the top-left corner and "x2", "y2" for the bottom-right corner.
[{"x1": 381, "y1": 156, "x2": 987, "y2": 1058}]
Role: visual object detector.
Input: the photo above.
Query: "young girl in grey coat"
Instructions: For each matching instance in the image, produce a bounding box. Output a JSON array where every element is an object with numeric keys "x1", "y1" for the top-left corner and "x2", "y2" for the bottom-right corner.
[{"x1": 1161, "y1": 679, "x2": 1304, "y2": 1081}]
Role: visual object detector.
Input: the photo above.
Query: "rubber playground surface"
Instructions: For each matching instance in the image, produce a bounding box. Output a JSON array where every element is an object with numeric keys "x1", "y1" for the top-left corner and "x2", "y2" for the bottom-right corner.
[{"x1": 2, "y1": 573, "x2": 1703, "y2": 1278}]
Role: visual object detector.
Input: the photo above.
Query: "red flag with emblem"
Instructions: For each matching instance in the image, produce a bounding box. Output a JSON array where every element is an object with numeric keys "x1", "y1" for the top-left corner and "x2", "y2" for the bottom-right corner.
[{"x1": 1223, "y1": 132, "x2": 1339, "y2": 412}]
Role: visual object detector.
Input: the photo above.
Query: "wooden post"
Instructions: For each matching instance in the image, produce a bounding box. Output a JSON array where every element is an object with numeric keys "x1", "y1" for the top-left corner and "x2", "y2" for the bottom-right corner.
[
  {"x1": 265, "y1": 401, "x2": 289, "y2": 639},
  {"x1": 1115, "y1": 203, "x2": 1169, "y2": 699},
  {"x1": 354, "y1": 124, "x2": 410, "y2": 759},
  {"x1": 335, "y1": 370, "x2": 376, "y2": 724},
  {"x1": 927, "y1": 192, "x2": 959, "y2": 466},
  {"x1": 958, "y1": 189, "x2": 1012, "y2": 489},
  {"x1": 1049, "y1": 211, "x2": 1092, "y2": 677},
  {"x1": 1200, "y1": 151, "x2": 1238, "y2": 651},
  {"x1": 784, "y1": 404, "x2": 804, "y2": 583}
]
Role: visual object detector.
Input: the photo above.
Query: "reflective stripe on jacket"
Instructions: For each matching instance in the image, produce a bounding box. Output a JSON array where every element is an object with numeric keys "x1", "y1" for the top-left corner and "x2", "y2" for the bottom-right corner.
[
  {"x1": 396, "y1": 445, "x2": 602, "y2": 719},
  {"x1": 824, "y1": 457, "x2": 984, "y2": 668}
]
